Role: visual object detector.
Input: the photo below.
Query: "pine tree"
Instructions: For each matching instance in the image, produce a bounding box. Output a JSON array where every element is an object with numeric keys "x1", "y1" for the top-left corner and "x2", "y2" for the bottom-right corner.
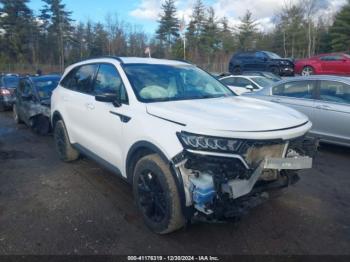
[
  {"x1": 201, "y1": 7, "x2": 220, "y2": 62},
  {"x1": 0, "y1": 0, "x2": 35, "y2": 63},
  {"x1": 237, "y1": 10, "x2": 258, "y2": 51},
  {"x1": 40, "y1": 0, "x2": 73, "y2": 70},
  {"x1": 185, "y1": 0, "x2": 206, "y2": 61},
  {"x1": 156, "y1": 0, "x2": 179, "y2": 48},
  {"x1": 330, "y1": 0, "x2": 350, "y2": 52}
]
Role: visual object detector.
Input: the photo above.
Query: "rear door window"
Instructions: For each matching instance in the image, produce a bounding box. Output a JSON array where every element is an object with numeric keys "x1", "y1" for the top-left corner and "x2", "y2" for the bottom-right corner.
[
  {"x1": 319, "y1": 80, "x2": 350, "y2": 105},
  {"x1": 61, "y1": 64, "x2": 98, "y2": 94},
  {"x1": 273, "y1": 81, "x2": 315, "y2": 99}
]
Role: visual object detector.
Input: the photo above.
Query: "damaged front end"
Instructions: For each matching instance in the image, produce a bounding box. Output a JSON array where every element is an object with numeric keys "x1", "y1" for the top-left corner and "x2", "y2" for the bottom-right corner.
[{"x1": 173, "y1": 132, "x2": 318, "y2": 221}]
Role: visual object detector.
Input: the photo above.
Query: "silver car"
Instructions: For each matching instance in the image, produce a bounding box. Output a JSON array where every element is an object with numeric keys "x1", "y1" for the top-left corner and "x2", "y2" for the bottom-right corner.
[{"x1": 245, "y1": 75, "x2": 350, "y2": 147}]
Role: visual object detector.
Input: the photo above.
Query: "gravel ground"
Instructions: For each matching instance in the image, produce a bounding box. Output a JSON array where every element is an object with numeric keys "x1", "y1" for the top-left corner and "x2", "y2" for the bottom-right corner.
[{"x1": 0, "y1": 111, "x2": 349, "y2": 255}]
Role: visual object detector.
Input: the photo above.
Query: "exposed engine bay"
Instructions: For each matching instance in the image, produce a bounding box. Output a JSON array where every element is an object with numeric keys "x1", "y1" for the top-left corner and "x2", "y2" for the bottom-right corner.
[{"x1": 173, "y1": 135, "x2": 318, "y2": 220}]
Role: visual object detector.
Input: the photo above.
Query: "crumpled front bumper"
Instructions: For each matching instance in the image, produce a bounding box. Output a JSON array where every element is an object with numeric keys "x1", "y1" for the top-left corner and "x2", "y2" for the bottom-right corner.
[{"x1": 222, "y1": 156, "x2": 312, "y2": 199}]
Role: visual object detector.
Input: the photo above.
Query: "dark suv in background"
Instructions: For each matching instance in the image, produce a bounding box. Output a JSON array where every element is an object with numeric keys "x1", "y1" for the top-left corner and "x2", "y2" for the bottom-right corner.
[
  {"x1": 229, "y1": 51, "x2": 295, "y2": 76},
  {"x1": 0, "y1": 74, "x2": 20, "y2": 111}
]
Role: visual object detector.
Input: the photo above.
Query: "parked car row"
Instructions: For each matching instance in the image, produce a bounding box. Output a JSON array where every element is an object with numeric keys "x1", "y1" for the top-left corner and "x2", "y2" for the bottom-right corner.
[
  {"x1": 229, "y1": 50, "x2": 350, "y2": 77},
  {"x1": 4, "y1": 53, "x2": 348, "y2": 234},
  {"x1": 0, "y1": 57, "x2": 320, "y2": 234}
]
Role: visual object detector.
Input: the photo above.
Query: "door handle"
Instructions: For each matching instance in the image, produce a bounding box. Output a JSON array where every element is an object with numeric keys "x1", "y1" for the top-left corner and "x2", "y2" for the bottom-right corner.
[
  {"x1": 85, "y1": 103, "x2": 95, "y2": 110},
  {"x1": 315, "y1": 104, "x2": 331, "y2": 110},
  {"x1": 62, "y1": 96, "x2": 69, "y2": 101}
]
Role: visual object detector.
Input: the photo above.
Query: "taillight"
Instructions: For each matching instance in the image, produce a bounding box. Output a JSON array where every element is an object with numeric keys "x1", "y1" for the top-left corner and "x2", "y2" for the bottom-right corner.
[{"x1": 0, "y1": 89, "x2": 11, "y2": 95}]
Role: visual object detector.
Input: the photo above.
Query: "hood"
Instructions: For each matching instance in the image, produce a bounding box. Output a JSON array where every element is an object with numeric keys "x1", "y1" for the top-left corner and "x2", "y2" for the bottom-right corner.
[
  {"x1": 146, "y1": 96, "x2": 309, "y2": 132},
  {"x1": 274, "y1": 58, "x2": 294, "y2": 65}
]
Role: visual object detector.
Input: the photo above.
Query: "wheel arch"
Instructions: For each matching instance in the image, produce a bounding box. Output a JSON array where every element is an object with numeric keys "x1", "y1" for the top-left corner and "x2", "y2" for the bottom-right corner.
[
  {"x1": 52, "y1": 111, "x2": 63, "y2": 128},
  {"x1": 126, "y1": 141, "x2": 189, "y2": 218},
  {"x1": 126, "y1": 141, "x2": 170, "y2": 184}
]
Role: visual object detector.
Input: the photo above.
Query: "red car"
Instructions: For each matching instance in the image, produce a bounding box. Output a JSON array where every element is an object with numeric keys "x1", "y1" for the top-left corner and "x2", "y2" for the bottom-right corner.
[{"x1": 295, "y1": 53, "x2": 350, "y2": 76}]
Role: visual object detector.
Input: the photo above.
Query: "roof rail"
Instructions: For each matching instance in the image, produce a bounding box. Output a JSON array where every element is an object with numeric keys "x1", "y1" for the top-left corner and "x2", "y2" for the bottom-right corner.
[
  {"x1": 74, "y1": 56, "x2": 124, "y2": 64},
  {"x1": 173, "y1": 59, "x2": 192, "y2": 65}
]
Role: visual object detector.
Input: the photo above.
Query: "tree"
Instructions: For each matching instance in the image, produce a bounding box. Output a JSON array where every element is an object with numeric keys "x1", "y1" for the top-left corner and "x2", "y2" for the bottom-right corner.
[
  {"x1": 156, "y1": 0, "x2": 179, "y2": 49},
  {"x1": 185, "y1": 0, "x2": 206, "y2": 61},
  {"x1": 0, "y1": 0, "x2": 36, "y2": 63},
  {"x1": 40, "y1": 0, "x2": 73, "y2": 70},
  {"x1": 273, "y1": 3, "x2": 306, "y2": 58},
  {"x1": 330, "y1": 0, "x2": 350, "y2": 52},
  {"x1": 237, "y1": 10, "x2": 258, "y2": 51},
  {"x1": 201, "y1": 7, "x2": 220, "y2": 63}
]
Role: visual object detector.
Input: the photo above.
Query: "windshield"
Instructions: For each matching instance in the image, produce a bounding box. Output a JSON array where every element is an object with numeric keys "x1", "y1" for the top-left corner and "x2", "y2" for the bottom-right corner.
[
  {"x1": 265, "y1": 52, "x2": 281, "y2": 59},
  {"x1": 252, "y1": 77, "x2": 275, "y2": 88},
  {"x1": 3, "y1": 77, "x2": 19, "y2": 88},
  {"x1": 34, "y1": 77, "x2": 60, "y2": 100},
  {"x1": 123, "y1": 64, "x2": 234, "y2": 103}
]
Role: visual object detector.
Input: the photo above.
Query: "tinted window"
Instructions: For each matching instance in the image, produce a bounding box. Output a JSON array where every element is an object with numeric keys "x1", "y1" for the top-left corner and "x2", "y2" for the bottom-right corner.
[
  {"x1": 265, "y1": 52, "x2": 281, "y2": 59},
  {"x1": 273, "y1": 81, "x2": 315, "y2": 99},
  {"x1": 319, "y1": 81, "x2": 350, "y2": 105},
  {"x1": 255, "y1": 52, "x2": 267, "y2": 59},
  {"x1": 320, "y1": 55, "x2": 343, "y2": 61},
  {"x1": 93, "y1": 64, "x2": 128, "y2": 103},
  {"x1": 61, "y1": 64, "x2": 98, "y2": 93},
  {"x1": 235, "y1": 77, "x2": 253, "y2": 87},
  {"x1": 221, "y1": 77, "x2": 236, "y2": 86}
]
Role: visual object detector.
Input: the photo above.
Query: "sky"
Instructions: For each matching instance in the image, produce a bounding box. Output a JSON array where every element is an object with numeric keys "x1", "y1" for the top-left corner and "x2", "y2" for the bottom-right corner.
[{"x1": 28, "y1": 0, "x2": 348, "y2": 34}]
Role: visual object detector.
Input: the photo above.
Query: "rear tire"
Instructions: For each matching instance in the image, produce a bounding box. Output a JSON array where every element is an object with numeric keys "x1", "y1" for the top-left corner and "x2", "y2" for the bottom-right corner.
[
  {"x1": 53, "y1": 120, "x2": 79, "y2": 162},
  {"x1": 0, "y1": 102, "x2": 5, "y2": 112},
  {"x1": 133, "y1": 154, "x2": 185, "y2": 234},
  {"x1": 301, "y1": 66, "x2": 314, "y2": 76},
  {"x1": 32, "y1": 115, "x2": 51, "y2": 135}
]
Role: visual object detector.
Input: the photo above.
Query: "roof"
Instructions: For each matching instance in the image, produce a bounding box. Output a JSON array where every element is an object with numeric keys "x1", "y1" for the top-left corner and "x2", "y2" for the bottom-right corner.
[{"x1": 72, "y1": 56, "x2": 191, "y2": 67}]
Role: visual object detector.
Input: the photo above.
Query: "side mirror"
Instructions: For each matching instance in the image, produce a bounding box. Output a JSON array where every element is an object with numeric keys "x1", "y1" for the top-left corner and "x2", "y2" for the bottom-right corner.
[
  {"x1": 95, "y1": 93, "x2": 121, "y2": 108},
  {"x1": 245, "y1": 85, "x2": 255, "y2": 92}
]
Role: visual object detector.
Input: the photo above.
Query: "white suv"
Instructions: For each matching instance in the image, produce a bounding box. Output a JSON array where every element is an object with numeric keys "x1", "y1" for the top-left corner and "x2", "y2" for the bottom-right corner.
[{"x1": 51, "y1": 57, "x2": 316, "y2": 234}]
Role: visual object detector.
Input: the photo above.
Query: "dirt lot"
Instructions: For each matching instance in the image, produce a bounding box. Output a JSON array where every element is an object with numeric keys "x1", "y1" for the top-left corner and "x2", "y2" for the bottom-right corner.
[{"x1": 0, "y1": 111, "x2": 349, "y2": 255}]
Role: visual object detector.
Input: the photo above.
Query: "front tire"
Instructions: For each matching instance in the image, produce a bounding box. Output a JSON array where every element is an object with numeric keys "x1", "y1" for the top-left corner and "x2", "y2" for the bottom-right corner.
[
  {"x1": 53, "y1": 120, "x2": 79, "y2": 162},
  {"x1": 133, "y1": 154, "x2": 185, "y2": 234}
]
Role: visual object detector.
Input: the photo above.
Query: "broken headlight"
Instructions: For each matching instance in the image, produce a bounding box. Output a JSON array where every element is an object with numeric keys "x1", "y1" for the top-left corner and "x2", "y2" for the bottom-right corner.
[{"x1": 177, "y1": 131, "x2": 244, "y2": 153}]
